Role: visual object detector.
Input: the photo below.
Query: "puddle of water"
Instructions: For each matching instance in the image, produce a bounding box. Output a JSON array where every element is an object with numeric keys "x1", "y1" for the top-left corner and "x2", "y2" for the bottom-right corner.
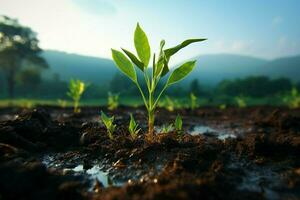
[
  {"x1": 227, "y1": 157, "x2": 281, "y2": 200},
  {"x1": 189, "y1": 125, "x2": 215, "y2": 135},
  {"x1": 66, "y1": 164, "x2": 123, "y2": 188},
  {"x1": 189, "y1": 125, "x2": 237, "y2": 140},
  {"x1": 0, "y1": 114, "x2": 18, "y2": 121},
  {"x1": 238, "y1": 169, "x2": 279, "y2": 200},
  {"x1": 42, "y1": 154, "x2": 125, "y2": 188}
]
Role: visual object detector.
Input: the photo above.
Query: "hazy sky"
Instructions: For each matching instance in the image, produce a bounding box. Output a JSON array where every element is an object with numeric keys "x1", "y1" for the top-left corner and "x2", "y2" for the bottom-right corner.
[{"x1": 1, "y1": 0, "x2": 300, "y2": 63}]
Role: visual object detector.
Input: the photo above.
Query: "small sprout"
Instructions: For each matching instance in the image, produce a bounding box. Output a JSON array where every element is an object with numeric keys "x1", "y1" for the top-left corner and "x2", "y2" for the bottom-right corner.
[
  {"x1": 161, "y1": 124, "x2": 174, "y2": 133},
  {"x1": 100, "y1": 111, "x2": 116, "y2": 140},
  {"x1": 190, "y1": 92, "x2": 198, "y2": 110},
  {"x1": 67, "y1": 79, "x2": 86, "y2": 113},
  {"x1": 128, "y1": 114, "x2": 140, "y2": 139},
  {"x1": 111, "y1": 23, "x2": 206, "y2": 139},
  {"x1": 108, "y1": 92, "x2": 119, "y2": 110},
  {"x1": 283, "y1": 87, "x2": 300, "y2": 109},
  {"x1": 235, "y1": 96, "x2": 247, "y2": 108},
  {"x1": 165, "y1": 96, "x2": 175, "y2": 112},
  {"x1": 57, "y1": 99, "x2": 67, "y2": 108},
  {"x1": 175, "y1": 114, "x2": 183, "y2": 139},
  {"x1": 219, "y1": 104, "x2": 227, "y2": 110},
  {"x1": 24, "y1": 101, "x2": 33, "y2": 109}
]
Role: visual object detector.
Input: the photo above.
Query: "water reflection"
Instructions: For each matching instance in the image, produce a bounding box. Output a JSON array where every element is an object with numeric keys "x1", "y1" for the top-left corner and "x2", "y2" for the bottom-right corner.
[
  {"x1": 189, "y1": 125, "x2": 237, "y2": 140},
  {"x1": 66, "y1": 164, "x2": 120, "y2": 187}
]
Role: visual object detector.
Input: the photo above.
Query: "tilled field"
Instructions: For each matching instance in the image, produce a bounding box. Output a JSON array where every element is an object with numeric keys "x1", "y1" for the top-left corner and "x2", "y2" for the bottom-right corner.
[{"x1": 0, "y1": 106, "x2": 299, "y2": 200}]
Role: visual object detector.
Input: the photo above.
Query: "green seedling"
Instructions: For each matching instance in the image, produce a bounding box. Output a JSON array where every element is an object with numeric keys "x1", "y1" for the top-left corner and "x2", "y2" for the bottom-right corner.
[
  {"x1": 67, "y1": 79, "x2": 86, "y2": 113},
  {"x1": 100, "y1": 111, "x2": 116, "y2": 140},
  {"x1": 219, "y1": 104, "x2": 227, "y2": 110},
  {"x1": 175, "y1": 115, "x2": 183, "y2": 139},
  {"x1": 57, "y1": 99, "x2": 67, "y2": 108},
  {"x1": 161, "y1": 124, "x2": 174, "y2": 133},
  {"x1": 190, "y1": 93, "x2": 198, "y2": 110},
  {"x1": 24, "y1": 100, "x2": 33, "y2": 109},
  {"x1": 128, "y1": 114, "x2": 140, "y2": 139},
  {"x1": 108, "y1": 92, "x2": 119, "y2": 110},
  {"x1": 111, "y1": 23, "x2": 206, "y2": 139},
  {"x1": 283, "y1": 87, "x2": 300, "y2": 109},
  {"x1": 165, "y1": 96, "x2": 175, "y2": 112},
  {"x1": 235, "y1": 96, "x2": 247, "y2": 108}
]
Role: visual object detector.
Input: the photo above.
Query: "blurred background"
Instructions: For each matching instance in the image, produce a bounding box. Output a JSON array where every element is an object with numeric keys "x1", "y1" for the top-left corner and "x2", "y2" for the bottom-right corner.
[{"x1": 0, "y1": 0, "x2": 300, "y2": 107}]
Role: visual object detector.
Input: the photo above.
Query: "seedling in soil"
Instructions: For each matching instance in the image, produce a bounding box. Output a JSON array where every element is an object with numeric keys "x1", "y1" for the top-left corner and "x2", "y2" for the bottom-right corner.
[
  {"x1": 57, "y1": 99, "x2": 67, "y2": 108},
  {"x1": 190, "y1": 93, "x2": 198, "y2": 110},
  {"x1": 175, "y1": 115, "x2": 183, "y2": 139},
  {"x1": 161, "y1": 124, "x2": 174, "y2": 133},
  {"x1": 283, "y1": 87, "x2": 300, "y2": 108},
  {"x1": 219, "y1": 104, "x2": 227, "y2": 110},
  {"x1": 128, "y1": 114, "x2": 140, "y2": 139},
  {"x1": 107, "y1": 92, "x2": 119, "y2": 110},
  {"x1": 235, "y1": 96, "x2": 247, "y2": 108},
  {"x1": 24, "y1": 101, "x2": 33, "y2": 109},
  {"x1": 165, "y1": 96, "x2": 175, "y2": 112},
  {"x1": 111, "y1": 23, "x2": 206, "y2": 139},
  {"x1": 100, "y1": 111, "x2": 116, "y2": 140},
  {"x1": 67, "y1": 79, "x2": 86, "y2": 113}
]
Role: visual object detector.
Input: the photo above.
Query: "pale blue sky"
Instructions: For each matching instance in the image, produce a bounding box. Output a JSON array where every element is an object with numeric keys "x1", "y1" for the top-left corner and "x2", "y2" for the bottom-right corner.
[{"x1": 1, "y1": 0, "x2": 299, "y2": 63}]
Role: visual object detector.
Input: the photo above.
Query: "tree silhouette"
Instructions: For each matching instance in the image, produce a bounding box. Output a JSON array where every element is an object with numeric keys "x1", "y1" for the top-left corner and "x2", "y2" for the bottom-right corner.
[{"x1": 0, "y1": 15, "x2": 48, "y2": 98}]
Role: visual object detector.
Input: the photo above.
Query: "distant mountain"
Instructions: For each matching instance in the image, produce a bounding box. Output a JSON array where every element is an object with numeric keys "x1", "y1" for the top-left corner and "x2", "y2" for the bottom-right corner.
[
  {"x1": 42, "y1": 50, "x2": 117, "y2": 84},
  {"x1": 41, "y1": 50, "x2": 300, "y2": 86},
  {"x1": 260, "y1": 55, "x2": 300, "y2": 81},
  {"x1": 189, "y1": 54, "x2": 268, "y2": 85}
]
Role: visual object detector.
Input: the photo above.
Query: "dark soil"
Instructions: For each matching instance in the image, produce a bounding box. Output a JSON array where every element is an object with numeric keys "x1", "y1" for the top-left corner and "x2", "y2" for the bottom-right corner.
[{"x1": 0, "y1": 106, "x2": 299, "y2": 200}]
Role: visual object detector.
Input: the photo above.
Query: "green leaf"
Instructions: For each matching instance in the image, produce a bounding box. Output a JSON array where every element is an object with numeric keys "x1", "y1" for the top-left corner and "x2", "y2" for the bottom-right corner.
[
  {"x1": 128, "y1": 114, "x2": 140, "y2": 139},
  {"x1": 121, "y1": 48, "x2": 144, "y2": 71},
  {"x1": 161, "y1": 59, "x2": 169, "y2": 77},
  {"x1": 175, "y1": 115, "x2": 182, "y2": 131},
  {"x1": 152, "y1": 53, "x2": 156, "y2": 78},
  {"x1": 101, "y1": 111, "x2": 112, "y2": 127},
  {"x1": 164, "y1": 38, "x2": 206, "y2": 58},
  {"x1": 161, "y1": 38, "x2": 206, "y2": 77},
  {"x1": 167, "y1": 61, "x2": 196, "y2": 86},
  {"x1": 129, "y1": 114, "x2": 136, "y2": 131},
  {"x1": 134, "y1": 23, "x2": 151, "y2": 67},
  {"x1": 101, "y1": 111, "x2": 116, "y2": 139},
  {"x1": 154, "y1": 40, "x2": 166, "y2": 77},
  {"x1": 111, "y1": 49, "x2": 137, "y2": 83}
]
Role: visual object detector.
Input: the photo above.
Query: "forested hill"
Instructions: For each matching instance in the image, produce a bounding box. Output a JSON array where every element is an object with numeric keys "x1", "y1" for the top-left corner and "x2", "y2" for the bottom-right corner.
[{"x1": 42, "y1": 50, "x2": 300, "y2": 85}]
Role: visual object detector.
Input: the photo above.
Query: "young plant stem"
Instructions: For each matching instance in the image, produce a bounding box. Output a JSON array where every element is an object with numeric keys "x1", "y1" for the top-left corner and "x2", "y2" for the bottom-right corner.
[
  {"x1": 74, "y1": 100, "x2": 79, "y2": 113},
  {"x1": 148, "y1": 77, "x2": 155, "y2": 137},
  {"x1": 136, "y1": 83, "x2": 149, "y2": 110},
  {"x1": 148, "y1": 109, "x2": 155, "y2": 137}
]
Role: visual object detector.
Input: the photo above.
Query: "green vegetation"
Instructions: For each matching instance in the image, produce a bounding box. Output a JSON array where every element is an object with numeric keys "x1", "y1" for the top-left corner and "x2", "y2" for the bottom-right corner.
[
  {"x1": 128, "y1": 114, "x2": 140, "y2": 139},
  {"x1": 164, "y1": 96, "x2": 175, "y2": 112},
  {"x1": 161, "y1": 124, "x2": 174, "y2": 133},
  {"x1": 67, "y1": 79, "x2": 86, "y2": 113},
  {"x1": 0, "y1": 15, "x2": 48, "y2": 99},
  {"x1": 1, "y1": 73, "x2": 299, "y2": 108},
  {"x1": 100, "y1": 111, "x2": 116, "y2": 140},
  {"x1": 57, "y1": 99, "x2": 67, "y2": 108},
  {"x1": 217, "y1": 76, "x2": 293, "y2": 97},
  {"x1": 175, "y1": 115, "x2": 183, "y2": 139},
  {"x1": 107, "y1": 92, "x2": 119, "y2": 110},
  {"x1": 0, "y1": 92, "x2": 296, "y2": 109},
  {"x1": 111, "y1": 23, "x2": 206, "y2": 138},
  {"x1": 219, "y1": 104, "x2": 227, "y2": 110},
  {"x1": 283, "y1": 87, "x2": 300, "y2": 109},
  {"x1": 235, "y1": 96, "x2": 247, "y2": 108},
  {"x1": 190, "y1": 93, "x2": 198, "y2": 110}
]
